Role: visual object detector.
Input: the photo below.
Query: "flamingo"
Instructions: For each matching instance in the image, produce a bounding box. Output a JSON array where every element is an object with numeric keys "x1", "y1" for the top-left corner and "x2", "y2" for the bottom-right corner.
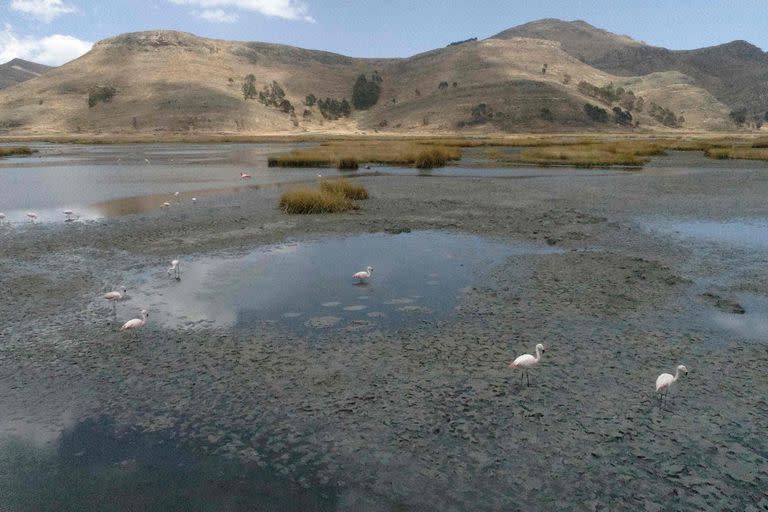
[
  {"x1": 240, "y1": 172, "x2": 252, "y2": 179},
  {"x1": 656, "y1": 365, "x2": 688, "y2": 404},
  {"x1": 104, "y1": 288, "x2": 127, "y2": 313},
  {"x1": 510, "y1": 343, "x2": 545, "y2": 387},
  {"x1": 168, "y1": 259, "x2": 181, "y2": 279},
  {"x1": 26, "y1": 212, "x2": 38, "y2": 223},
  {"x1": 173, "y1": 191, "x2": 180, "y2": 202},
  {"x1": 0, "y1": 212, "x2": 6, "y2": 224},
  {"x1": 63, "y1": 209, "x2": 77, "y2": 222},
  {"x1": 192, "y1": 197, "x2": 197, "y2": 205},
  {"x1": 161, "y1": 201, "x2": 171, "y2": 209},
  {"x1": 353, "y1": 266, "x2": 373, "y2": 282},
  {"x1": 144, "y1": 158, "x2": 150, "y2": 164},
  {"x1": 120, "y1": 309, "x2": 149, "y2": 337}
]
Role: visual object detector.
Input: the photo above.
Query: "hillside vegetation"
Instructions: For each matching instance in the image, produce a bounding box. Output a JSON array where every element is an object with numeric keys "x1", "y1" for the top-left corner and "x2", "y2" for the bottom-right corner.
[{"x1": 0, "y1": 20, "x2": 764, "y2": 137}]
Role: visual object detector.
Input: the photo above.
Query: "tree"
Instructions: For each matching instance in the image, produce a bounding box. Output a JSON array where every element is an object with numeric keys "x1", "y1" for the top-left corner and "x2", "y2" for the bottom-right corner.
[
  {"x1": 539, "y1": 107, "x2": 554, "y2": 122},
  {"x1": 279, "y1": 99, "x2": 294, "y2": 113},
  {"x1": 729, "y1": 108, "x2": 747, "y2": 127},
  {"x1": 584, "y1": 103, "x2": 609, "y2": 123},
  {"x1": 88, "y1": 85, "x2": 116, "y2": 107},
  {"x1": 612, "y1": 107, "x2": 633, "y2": 126},
  {"x1": 352, "y1": 74, "x2": 381, "y2": 110},
  {"x1": 305, "y1": 94, "x2": 316, "y2": 107},
  {"x1": 438, "y1": 81, "x2": 449, "y2": 92},
  {"x1": 258, "y1": 81, "x2": 285, "y2": 107},
  {"x1": 242, "y1": 74, "x2": 257, "y2": 100}
]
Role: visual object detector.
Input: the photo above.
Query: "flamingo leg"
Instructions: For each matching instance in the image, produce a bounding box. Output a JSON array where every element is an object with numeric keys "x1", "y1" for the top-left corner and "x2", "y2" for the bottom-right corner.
[
  {"x1": 519, "y1": 370, "x2": 524, "y2": 386},
  {"x1": 526, "y1": 370, "x2": 530, "y2": 387}
]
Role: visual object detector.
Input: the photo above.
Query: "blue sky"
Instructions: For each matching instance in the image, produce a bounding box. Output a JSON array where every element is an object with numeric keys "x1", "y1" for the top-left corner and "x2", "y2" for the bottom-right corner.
[{"x1": 2, "y1": 0, "x2": 767, "y2": 65}]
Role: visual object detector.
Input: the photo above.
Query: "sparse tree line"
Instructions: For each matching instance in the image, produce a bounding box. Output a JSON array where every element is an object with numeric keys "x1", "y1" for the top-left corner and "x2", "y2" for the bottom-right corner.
[
  {"x1": 576, "y1": 80, "x2": 684, "y2": 128},
  {"x1": 239, "y1": 71, "x2": 383, "y2": 122},
  {"x1": 729, "y1": 108, "x2": 767, "y2": 129}
]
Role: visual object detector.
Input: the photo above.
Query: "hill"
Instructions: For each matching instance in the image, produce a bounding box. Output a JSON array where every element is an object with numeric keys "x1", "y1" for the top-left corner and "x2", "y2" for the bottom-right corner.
[
  {"x1": 0, "y1": 22, "x2": 761, "y2": 137},
  {"x1": 495, "y1": 19, "x2": 768, "y2": 118},
  {"x1": 0, "y1": 58, "x2": 52, "y2": 90}
]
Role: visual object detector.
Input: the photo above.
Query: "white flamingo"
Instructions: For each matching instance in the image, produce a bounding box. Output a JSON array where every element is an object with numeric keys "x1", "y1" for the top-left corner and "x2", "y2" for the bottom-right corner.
[
  {"x1": 353, "y1": 266, "x2": 373, "y2": 282},
  {"x1": 104, "y1": 288, "x2": 127, "y2": 313},
  {"x1": 26, "y1": 212, "x2": 38, "y2": 223},
  {"x1": 120, "y1": 309, "x2": 149, "y2": 337},
  {"x1": 161, "y1": 201, "x2": 171, "y2": 209},
  {"x1": 510, "y1": 343, "x2": 545, "y2": 387},
  {"x1": 656, "y1": 365, "x2": 688, "y2": 404},
  {"x1": 0, "y1": 212, "x2": 6, "y2": 224},
  {"x1": 173, "y1": 191, "x2": 180, "y2": 202},
  {"x1": 192, "y1": 197, "x2": 197, "y2": 205},
  {"x1": 168, "y1": 259, "x2": 181, "y2": 279},
  {"x1": 63, "y1": 209, "x2": 78, "y2": 221},
  {"x1": 144, "y1": 158, "x2": 150, "y2": 164},
  {"x1": 240, "y1": 172, "x2": 252, "y2": 179}
]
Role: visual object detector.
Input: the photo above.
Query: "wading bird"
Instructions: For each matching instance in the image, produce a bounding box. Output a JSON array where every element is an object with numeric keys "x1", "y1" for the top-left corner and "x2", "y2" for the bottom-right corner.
[
  {"x1": 63, "y1": 209, "x2": 76, "y2": 221},
  {"x1": 510, "y1": 343, "x2": 545, "y2": 387},
  {"x1": 168, "y1": 259, "x2": 181, "y2": 279},
  {"x1": 26, "y1": 212, "x2": 38, "y2": 223},
  {"x1": 240, "y1": 172, "x2": 252, "y2": 179},
  {"x1": 173, "y1": 191, "x2": 180, "y2": 202},
  {"x1": 104, "y1": 288, "x2": 127, "y2": 313},
  {"x1": 353, "y1": 266, "x2": 374, "y2": 282},
  {"x1": 120, "y1": 309, "x2": 149, "y2": 337},
  {"x1": 192, "y1": 197, "x2": 197, "y2": 205},
  {"x1": 656, "y1": 365, "x2": 688, "y2": 404},
  {"x1": 0, "y1": 213, "x2": 5, "y2": 224}
]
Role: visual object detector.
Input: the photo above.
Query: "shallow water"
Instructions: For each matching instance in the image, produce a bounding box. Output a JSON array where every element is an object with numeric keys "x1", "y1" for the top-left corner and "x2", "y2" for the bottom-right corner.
[
  {"x1": 0, "y1": 142, "x2": 345, "y2": 222},
  {"x1": 0, "y1": 417, "x2": 337, "y2": 512},
  {"x1": 643, "y1": 218, "x2": 768, "y2": 249},
  {"x1": 710, "y1": 293, "x2": 768, "y2": 343},
  {"x1": 123, "y1": 231, "x2": 554, "y2": 332}
]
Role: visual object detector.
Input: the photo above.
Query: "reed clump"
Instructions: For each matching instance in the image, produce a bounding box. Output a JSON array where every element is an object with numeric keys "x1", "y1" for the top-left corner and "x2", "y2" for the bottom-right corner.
[
  {"x1": 320, "y1": 178, "x2": 369, "y2": 200},
  {"x1": 267, "y1": 141, "x2": 461, "y2": 168},
  {"x1": 0, "y1": 146, "x2": 33, "y2": 157},
  {"x1": 336, "y1": 158, "x2": 359, "y2": 170},
  {"x1": 517, "y1": 142, "x2": 655, "y2": 167},
  {"x1": 414, "y1": 147, "x2": 456, "y2": 169},
  {"x1": 279, "y1": 186, "x2": 355, "y2": 214},
  {"x1": 704, "y1": 147, "x2": 768, "y2": 161}
]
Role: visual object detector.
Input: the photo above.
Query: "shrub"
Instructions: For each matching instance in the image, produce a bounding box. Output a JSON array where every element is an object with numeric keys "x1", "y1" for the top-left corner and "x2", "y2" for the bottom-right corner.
[
  {"x1": 87, "y1": 86, "x2": 116, "y2": 107},
  {"x1": 584, "y1": 103, "x2": 609, "y2": 123},
  {"x1": 352, "y1": 74, "x2": 381, "y2": 110},
  {"x1": 612, "y1": 107, "x2": 633, "y2": 126},
  {"x1": 279, "y1": 187, "x2": 354, "y2": 214},
  {"x1": 320, "y1": 178, "x2": 368, "y2": 199},
  {"x1": 730, "y1": 108, "x2": 747, "y2": 127},
  {"x1": 305, "y1": 94, "x2": 316, "y2": 106},
  {"x1": 258, "y1": 81, "x2": 285, "y2": 107},
  {"x1": 0, "y1": 146, "x2": 33, "y2": 157},
  {"x1": 242, "y1": 74, "x2": 257, "y2": 100},
  {"x1": 336, "y1": 158, "x2": 359, "y2": 170}
]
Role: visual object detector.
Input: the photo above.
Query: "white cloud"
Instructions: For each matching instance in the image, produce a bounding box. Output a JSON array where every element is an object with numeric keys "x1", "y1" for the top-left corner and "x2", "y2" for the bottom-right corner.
[
  {"x1": 0, "y1": 25, "x2": 93, "y2": 66},
  {"x1": 195, "y1": 9, "x2": 239, "y2": 23},
  {"x1": 171, "y1": 0, "x2": 315, "y2": 22},
  {"x1": 9, "y1": 0, "x2": 75, "y2": 23}
]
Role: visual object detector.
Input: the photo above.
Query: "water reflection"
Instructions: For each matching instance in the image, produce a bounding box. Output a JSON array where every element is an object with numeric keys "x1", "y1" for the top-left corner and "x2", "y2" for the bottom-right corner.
[
  {"x1": 643, "y1": 218, "x2": 768, "y2": 249},
  {"x1": 0, "y1": 416, "x2": 337, "y2": 512},
  {"x1": 124, "y1": 231, "x2": 555, "y2": 332}
]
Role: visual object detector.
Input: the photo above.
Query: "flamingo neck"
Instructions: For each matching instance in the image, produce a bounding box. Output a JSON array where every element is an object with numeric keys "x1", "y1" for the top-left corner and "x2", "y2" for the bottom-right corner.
[
  {"x1": 534, "y1": 346, "x2": 541, "y2": 362},
  {"x1": 672, "y1": 368, "x2": 681, "y2": 382}
]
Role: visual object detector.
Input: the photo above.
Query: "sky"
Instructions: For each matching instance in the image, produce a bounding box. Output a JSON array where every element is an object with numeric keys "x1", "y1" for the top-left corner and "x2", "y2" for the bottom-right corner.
[{"x1": 1, "y1": 0, "x2": 768, "y2": 66}]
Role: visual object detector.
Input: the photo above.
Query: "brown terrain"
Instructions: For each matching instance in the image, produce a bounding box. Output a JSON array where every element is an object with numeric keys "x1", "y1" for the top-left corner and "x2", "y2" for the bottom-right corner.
[{"x1": 0, "y1": 19, "x2": 765, "y2": 136}]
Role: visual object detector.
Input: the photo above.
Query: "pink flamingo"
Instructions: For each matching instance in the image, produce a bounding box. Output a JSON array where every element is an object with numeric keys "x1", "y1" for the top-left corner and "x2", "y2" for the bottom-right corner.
[
  {"x1": 104, "y1": 288, "x2": 127, "y2": 313},
  {"x1": 510, "y1": 343, "x2": 545, "y2": 387},
  {"x1": 656, "y1": 365, "x2": 688, "y2": 404},
  {"x1": 120, "y1": 309, "x2": 149, "y2": 337},
  {"x1": 353, "y1": 266, "x2": 373, "y2": 282},
  {"x1": 240, "y1": 172, "x2": 252, "y2": 179}
]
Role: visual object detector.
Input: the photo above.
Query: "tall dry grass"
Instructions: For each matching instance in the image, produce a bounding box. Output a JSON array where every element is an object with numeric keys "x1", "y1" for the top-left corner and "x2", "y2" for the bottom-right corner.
[
  {"x1": 320, "y1": 178, "x2": 369, "y2": 200},
  {"x1": 704, "y1": 147, "x2": 768, "y2": 161},
  {"x1": 0, "y1": 146, "x2": 33, "y2": 157},
  {"x1": 268, "y1": 141, "x2": 461, "y2": 168},
  {"x1": 279, "y1": 187, "x2": 354, "y2": 214}
]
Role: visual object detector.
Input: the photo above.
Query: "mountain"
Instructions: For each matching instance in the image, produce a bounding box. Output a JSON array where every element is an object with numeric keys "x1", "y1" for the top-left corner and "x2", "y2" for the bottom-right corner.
[
  {"x1": 0, "y1": 58, "x2": 52, "y2": 89},
  {"x1": 495, "y1": 19, "x2": 768, "y2": 116},
  {"x1": 0, "y1": 22, "x2": 761, "y2": 136}
]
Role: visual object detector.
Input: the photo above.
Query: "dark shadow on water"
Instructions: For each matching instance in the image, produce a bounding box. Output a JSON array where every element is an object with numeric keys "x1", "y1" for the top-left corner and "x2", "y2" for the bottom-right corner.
[{"x1": 0, "y1": 417, "x2": 337, "y2": 512}]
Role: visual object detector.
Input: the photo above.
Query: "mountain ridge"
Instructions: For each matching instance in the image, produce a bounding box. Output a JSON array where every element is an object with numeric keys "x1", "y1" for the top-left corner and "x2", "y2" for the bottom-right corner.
[{"x1": 0, "y1": 20, "x2": 763, "y2": 136}]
